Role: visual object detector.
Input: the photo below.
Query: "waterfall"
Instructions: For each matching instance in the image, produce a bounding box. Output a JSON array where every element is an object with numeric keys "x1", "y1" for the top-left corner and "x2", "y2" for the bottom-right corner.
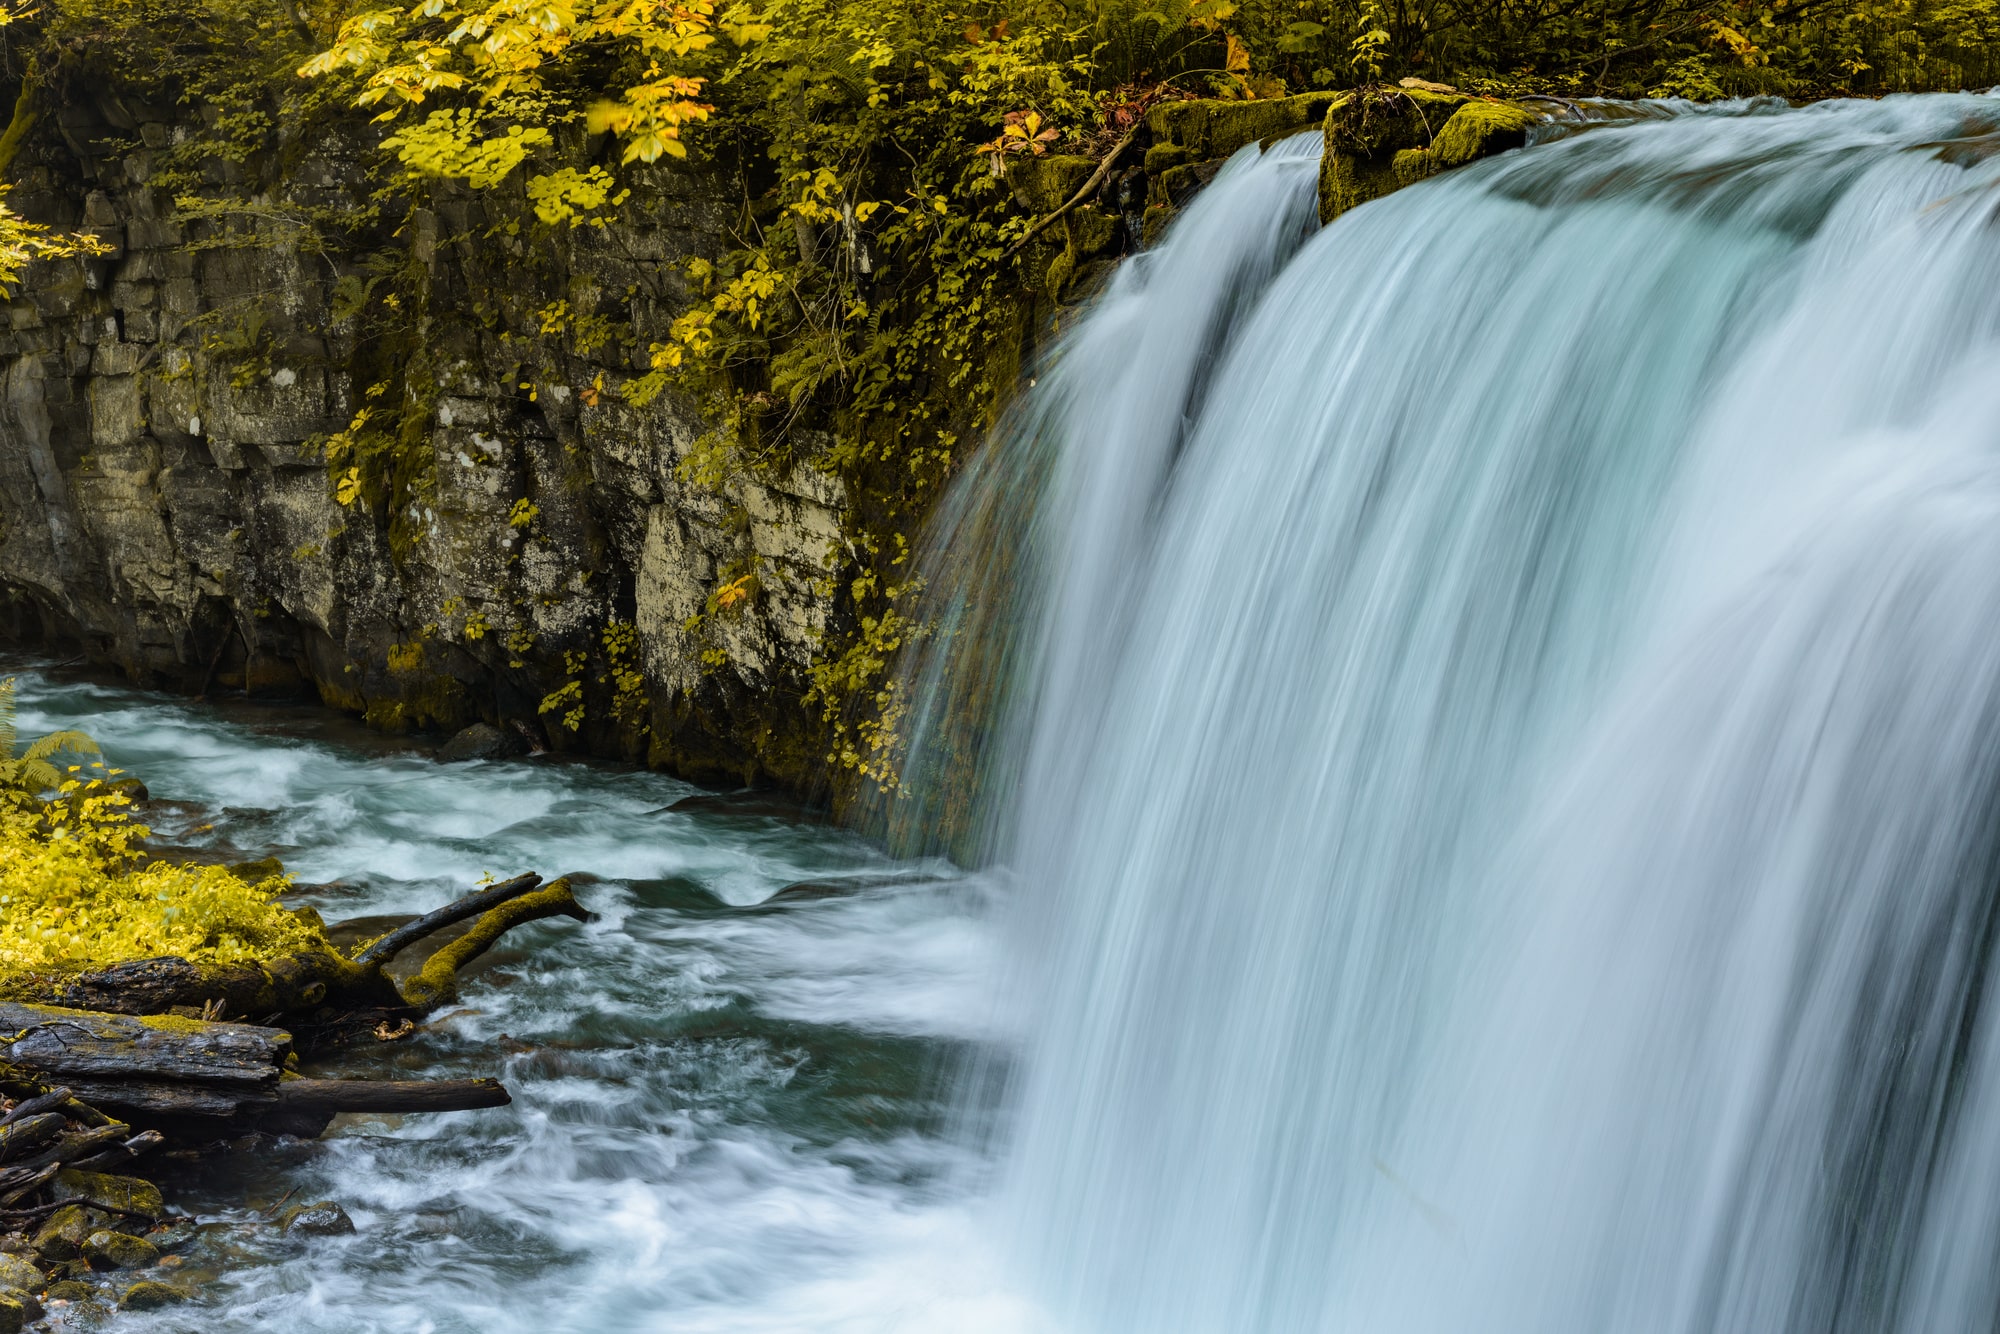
[{"x1": 897, "y1": 92, "x2": 2000, "y2": 1332}]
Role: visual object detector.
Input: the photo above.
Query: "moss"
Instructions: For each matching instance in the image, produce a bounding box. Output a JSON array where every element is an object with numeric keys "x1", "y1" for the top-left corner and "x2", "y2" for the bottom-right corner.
[
  {"x1": 401, "y1": 877, "x2": 580, "y2": 1008},
  {"x1": 1319, "y1": 88, "x2": 1533, "y2": 223},
  {"x1": 1007, "y1": 154, "x2": 1098, "y2": 215},
  {"x1": 1427, "y1": 99, "x2": 1537, "y2": 168},
  {"x1": 1145, "y1": 91, "x2": 1346, "y2": 165}
]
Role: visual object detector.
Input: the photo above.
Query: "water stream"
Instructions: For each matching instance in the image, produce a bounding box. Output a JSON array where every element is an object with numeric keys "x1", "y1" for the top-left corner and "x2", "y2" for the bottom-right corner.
[
  {"x1": 16, "y1": 88, "x2": 2000, "y2": 1334},
  {"x1": 5, "y1": 667, "x2": 1007, "y2": 1333}
]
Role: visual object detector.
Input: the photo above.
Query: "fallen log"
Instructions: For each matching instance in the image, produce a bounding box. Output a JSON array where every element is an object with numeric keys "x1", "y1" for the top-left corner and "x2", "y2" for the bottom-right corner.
[
  {"x1": 276, "y1": 1077, "x2": 510, "y2": 1114},
  {"x1": 16, "y1": 874, "x2": 587, "y2": 1023},
  {"x1": 352, "y1": 873, "x2": 542, "y2": 965},
  {"x1": 1, "y1": 1000, "x2": 515, "y2": 1138}
]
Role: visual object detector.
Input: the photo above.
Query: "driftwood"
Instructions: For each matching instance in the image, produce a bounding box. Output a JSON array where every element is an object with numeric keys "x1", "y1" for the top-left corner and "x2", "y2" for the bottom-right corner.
[{"x1": 2, "y1": 1002, "x2": 513, "y2": 1138}]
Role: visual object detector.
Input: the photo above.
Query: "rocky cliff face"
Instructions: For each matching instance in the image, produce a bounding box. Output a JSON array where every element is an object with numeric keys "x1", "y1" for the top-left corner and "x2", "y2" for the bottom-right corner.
[
  {"x1": 0, "y1": 79, "x2": 1383, "y2": 792},
  {"x1": 0, "y1": 87, "x2": 862, "y2": 786}
]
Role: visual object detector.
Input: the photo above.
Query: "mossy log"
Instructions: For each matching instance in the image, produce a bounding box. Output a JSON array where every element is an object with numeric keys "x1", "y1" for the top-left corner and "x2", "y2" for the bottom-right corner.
[{"x1": 13, "y1": 874, "x2": 587, "y2": 1022}]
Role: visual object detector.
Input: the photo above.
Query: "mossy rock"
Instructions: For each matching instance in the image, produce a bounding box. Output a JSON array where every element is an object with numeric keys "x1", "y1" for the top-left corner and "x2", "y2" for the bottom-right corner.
[
  {"x1": 1008, "y1": 154, "x2": 1097, "y2": 215},
  {"x1": 119, "y1": 1280, "x2": 190, "y2": 1310},
  {"x1": 31, "y1": 1207, "x2": 93, "y2": 1262},
  {"x1": 0, "y1": 1255, "x2": 40, "y2": 1294},
  {"x1": 1319, "y1": 88, "x2": 1535, "y2": 223},
  {"x1": 51, "y1": 1170, "x2": 164, "y2": 1220},
  {"x1": 40, "y1": 1281, "x2": 92, "y2": 1303},
  {"x1": 1145, "y1": 92, "x2": 1346, "y2": 168},
  {"x1": 278, "y1": 1200, "x2": 356, "y2": 1237},
  {"x1": 82, "y1": 1230, "x2": 157, "y2": 1270},
  {"x1": 0, "y1": 1290, "x2": 22, "y2": 1334}
]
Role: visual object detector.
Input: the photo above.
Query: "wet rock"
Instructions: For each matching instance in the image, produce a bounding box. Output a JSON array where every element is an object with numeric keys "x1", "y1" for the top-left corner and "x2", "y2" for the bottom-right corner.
[
  {"x1": 41, "y1": 1281, "x2": 93, "y2": 1303},
  {"x1": 118, "y1": 1281, "x2": 189, "y2": 1310},
  {"x1": 278, "y1": 1201, "x2": 355, "y2": 1237},
  {"x1": 108, "y1": 776, "x2": 149, "y2": 802},
  {"x1": 32, "y1": 1206, "x2": 93, "y2": 1262},
  {"x1": 83, "y1": 1231, "x2": 156, "y2": 1270},
  {"x1": 437, "y1": 722, "x2": 527, "y2": 763},
  {"x1": 0, "y1": 1234, "x2": 26, "y2": 1256},
  {"x1": 0, "y1": 1287, "x2": 40, "y2": 1324},
  {"x1": 0, "y1": 1289, "x2": 22, "y2": 1334},
  {"x1": 51, "y1": 1170, "x2": 165, "y2": 1220},
  {"x1": 0, "y1": 1255, "x2": 40, "y2": 1292}
]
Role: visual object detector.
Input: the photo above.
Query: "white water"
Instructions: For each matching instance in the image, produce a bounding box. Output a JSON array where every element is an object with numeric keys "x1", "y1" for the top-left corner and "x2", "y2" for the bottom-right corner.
[{"x1": 895, "y1": 92, "x2": 2000, "y2": 1333}]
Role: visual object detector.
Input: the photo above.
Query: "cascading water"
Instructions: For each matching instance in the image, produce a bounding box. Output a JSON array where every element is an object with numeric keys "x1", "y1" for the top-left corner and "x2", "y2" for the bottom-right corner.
[{"x1": 891, "y1": 92, "x2": 2000, "y2": 1332}]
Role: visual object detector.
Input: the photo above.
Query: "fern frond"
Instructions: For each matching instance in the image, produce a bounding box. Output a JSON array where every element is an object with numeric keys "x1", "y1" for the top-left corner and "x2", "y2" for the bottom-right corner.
[{"x1": 20, "y1": 729, "x2": 101, "y2": 764}]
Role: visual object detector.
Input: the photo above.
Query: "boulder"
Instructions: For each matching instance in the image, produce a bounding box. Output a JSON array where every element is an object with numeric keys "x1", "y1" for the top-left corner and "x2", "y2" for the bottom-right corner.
[
  {"x1": 31, "y1": 1206, "x2": 93, "y2": 1262},
  {"x1": 82, "y1": 1230, "x2": 157, "y2": 1270},
  {"x1": 1318, "y1": 87, "x2": 1539, "y2": 224},
  {"x1": 51, "y1": 1170, "x2": 164, "y2": 1219},
  {"x1": 278, "y1": 1200, "x2": 355, "y2": 1237},
  {"x1": 0, "y1": 1289, "x2": 38, "y2": 1325},
  {"x1": 119, "y1": 1280, "x2": 189, "y2": 1310},
  {"x1": 0, "y1": 1289, "x2": 22, "y2": 1334},
  {"x1": 0, "y1": 1255, "x2": 40, "y2": 1292},
  {"x1": 437, "y1": 722, "x2": 528, "y2": 763}
]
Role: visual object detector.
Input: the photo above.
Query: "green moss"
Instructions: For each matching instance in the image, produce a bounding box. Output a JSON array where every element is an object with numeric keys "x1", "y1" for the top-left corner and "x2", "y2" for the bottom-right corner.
[
  {"x1": 1319, "y1": 89, "x2": 1534, "y2": 223},
  {"x1": 1145, "y1": 91, "x2": 1346, "y2": 164},
  {"x1": 1427, "y1": 100, "x2": 1537, "y2": 168},
  {"x1": 1008, "y1": 154, "x2": 1098, "y2": 215}
]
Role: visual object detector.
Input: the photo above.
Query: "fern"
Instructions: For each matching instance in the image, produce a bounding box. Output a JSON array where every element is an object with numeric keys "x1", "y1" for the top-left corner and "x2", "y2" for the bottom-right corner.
[{"x1": 0, "y1": 678, "x2": 104, "y2": 798}]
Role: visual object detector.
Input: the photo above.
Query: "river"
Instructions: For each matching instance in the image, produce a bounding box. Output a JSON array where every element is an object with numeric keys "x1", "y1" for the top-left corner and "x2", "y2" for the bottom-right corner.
[{"x1": 7, "y1": 664, "x2": 1017, "y2": 1333}]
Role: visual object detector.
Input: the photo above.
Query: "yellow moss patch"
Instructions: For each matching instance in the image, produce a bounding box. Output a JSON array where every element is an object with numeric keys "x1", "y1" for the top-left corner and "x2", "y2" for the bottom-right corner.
[{"x1": 0, "y1": 795, "x2": 328, "y2": 985}]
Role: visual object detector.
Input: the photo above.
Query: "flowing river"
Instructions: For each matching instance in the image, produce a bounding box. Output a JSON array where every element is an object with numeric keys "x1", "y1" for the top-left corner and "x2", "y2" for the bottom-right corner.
[
  {"x1": 5, "y1": 665, "x2": 1013, "y2": 1333},
  {"x1": 16, "y1": 89, "x2": 2000, "y2": 1334}
]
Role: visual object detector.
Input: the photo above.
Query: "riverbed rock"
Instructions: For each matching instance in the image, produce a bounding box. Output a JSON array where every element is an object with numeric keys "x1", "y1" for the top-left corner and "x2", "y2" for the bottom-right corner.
[
  {"x1": 0, "y1": 1287, "x2": 40, "y2": 1324},
  {"x1": 278, "y1": 1200, "x2": 355, "y2": 1237},
  {"x1": 82, "y1": 1230, "x2": 157, "y2": 1270},
  {"x1": 0, "y1": 1255, "x2": 40, "y2": 1292},
  {"x1": 437, "y1": 721, "x2": 528, "y2": 763},
  {"x1": 0, "y1": 1234, "x2": 26, "y2": 1256},
  {"x1": 51, "y1": 1170, "x2": 164, "y2": 1219},
  {"x1": 41, "y1": 1281, "x2": 92, "y2": 1302},
  {"x1": 0, "y1": 1289, "x2": 24, "y2": 1334},
  {"x1": 119, "y1": 1280, "x2": 189, "y2": 1310},
  {"x1": 31, "y1": 1206, "x2": 94, "y2": 1261}
]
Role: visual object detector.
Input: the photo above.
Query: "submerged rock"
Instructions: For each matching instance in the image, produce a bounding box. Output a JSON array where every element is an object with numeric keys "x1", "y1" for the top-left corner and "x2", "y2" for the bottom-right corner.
[
  {"x1": 437, "y1": 722, "x2": 529, "y2": 763},
  {"x1": 82, "y1": 1230, "x2": 157, "y2": 1270},
  {"x1": 278, "y1": 1201, "x2": 355, "y2": 1237}
]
